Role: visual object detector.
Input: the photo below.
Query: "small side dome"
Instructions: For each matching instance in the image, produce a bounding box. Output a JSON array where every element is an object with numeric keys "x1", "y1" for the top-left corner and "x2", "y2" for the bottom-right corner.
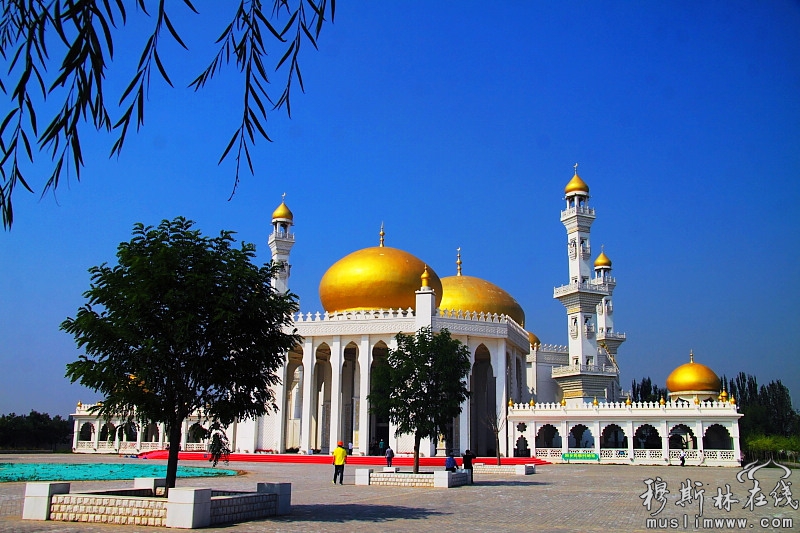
[
  {"x1": 528, "y1": 332, "x2": 541, "y2": 347},
  {"x1": 666, "y1": 352, "x2": 721, "y2": 401},
  {"x1": 565, "y1": 170, "x2": 589, "y2": 194},
  {"x1": 594, "y1": 251, "x2": 612, "y2": 268},
  {"x1": 272, "y1": 200, "x2": 293, "y2": 221}
]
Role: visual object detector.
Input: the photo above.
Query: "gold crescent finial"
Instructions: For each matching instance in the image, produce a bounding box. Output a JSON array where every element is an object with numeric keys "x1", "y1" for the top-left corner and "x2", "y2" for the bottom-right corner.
[
  {"x1": 574, "y1": 162, "x2": 579, "y2": 174},
  {"x1": 456, "y1": 247, "x2": 462, "y2": 276},
  {"x1": 281, "y1": 192, "x2": 286, "y2": 202},
  {"x1": 379, "y1": 222, "x2": 385, "y2": 247}
]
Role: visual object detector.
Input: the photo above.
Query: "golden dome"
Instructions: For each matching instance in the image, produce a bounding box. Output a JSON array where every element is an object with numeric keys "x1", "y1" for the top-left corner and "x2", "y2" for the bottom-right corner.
[
  {"x1": 528, "y1": 331, "x2": 541, "y2": 347},
  {"x1": 594, "y1": 251, "x2": 612, "y2": 268},
  {"x1": 666, "y1": 352, "x2": 721, "y2": 394},
  {"x1": 271, "y1": 201, "x2": 293, "y2": 221},
  {"x1": 440, "y1": 274, "x2": 525, "y2": 326},
  {"x1": 319, "y1": 246, "x2": 443, "y2": 312},
  {"x1": 564, "y1": 170, "x2": 589, "y2": 194}
]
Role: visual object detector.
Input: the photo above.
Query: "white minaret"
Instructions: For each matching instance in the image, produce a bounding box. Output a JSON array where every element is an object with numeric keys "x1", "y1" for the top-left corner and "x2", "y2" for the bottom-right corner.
[
  {"x1": 268, "y1": 193, "x2": 295, "y2": 294},
  {"x1": 594, "y1": 248, "x2": 625, "y2": 401},
  {"x1": 553, "y1": 165, "x2": 617, "y2": 404}
]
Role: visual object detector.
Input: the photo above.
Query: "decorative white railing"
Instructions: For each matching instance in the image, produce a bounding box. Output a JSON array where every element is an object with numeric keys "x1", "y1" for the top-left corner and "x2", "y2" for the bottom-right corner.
[
  {"x1": 551, "y1": 364, "x2": 618, "y2": 377},
  {"x1": 184, "y1": 442, "x2": 206, "y2": 451},
  {"x1": 139, "y1": 442, "x2": 162, "y2": 451},
  {"x1": 561, "y1": 206, "x2": 595, "y2": 218},
  {"x1": 553, "y1": 282, "x2": 610, "y2": 297}
]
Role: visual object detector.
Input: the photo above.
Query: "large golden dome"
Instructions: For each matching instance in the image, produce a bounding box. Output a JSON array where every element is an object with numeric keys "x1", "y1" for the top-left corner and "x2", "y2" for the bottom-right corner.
[
  {"x1": 564, "y1": 170, "x2": 589, "y2": 194},
  {"x1": 319, "y1": 246, "x2": 443, "y2": 312},
  {"x1": 440, "y1": 275, "x2": 525, "y2": 326},
  {"x1": 666, "y1": 352, "x2": 721, "y2": 394}
]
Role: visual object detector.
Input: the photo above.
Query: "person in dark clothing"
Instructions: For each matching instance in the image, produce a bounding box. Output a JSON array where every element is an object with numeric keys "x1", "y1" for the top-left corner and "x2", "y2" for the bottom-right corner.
[
  {"x1": 445, "y1": 453, "x2": 457, "y2": 472},
  {"x1": 462, "y1": 449, "x2": 477, "y2": 484}
]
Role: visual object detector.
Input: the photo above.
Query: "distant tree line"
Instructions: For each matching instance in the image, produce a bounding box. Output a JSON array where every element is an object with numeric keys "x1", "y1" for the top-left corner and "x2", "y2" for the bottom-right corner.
[
  {"x1": 630, "y1": 377, "x2": 666, "y2": 403},
  {"x1": 0, "y1": 411, "x2": 72, "y2": 451},
  {"x1": 723, "y1": 372, "x2": 800, "y2": 463}
]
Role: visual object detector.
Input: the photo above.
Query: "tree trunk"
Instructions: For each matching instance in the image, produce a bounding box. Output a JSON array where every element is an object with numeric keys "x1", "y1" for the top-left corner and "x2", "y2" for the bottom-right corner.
[
  {"x1": 413, "y1": 433, "x2": 421, "y2": 474},
  {"x1": 165, "y1": 420, "x2": 183, "y2": 489},
  {"x1": 495, "y1": 431, "x2": 501, "y2": 465}
]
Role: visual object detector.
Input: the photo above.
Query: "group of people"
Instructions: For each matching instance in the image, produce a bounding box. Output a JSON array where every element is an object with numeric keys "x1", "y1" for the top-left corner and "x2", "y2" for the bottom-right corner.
[{"x1": 332, "y1": 441, "x2": 477, "y2": 485}]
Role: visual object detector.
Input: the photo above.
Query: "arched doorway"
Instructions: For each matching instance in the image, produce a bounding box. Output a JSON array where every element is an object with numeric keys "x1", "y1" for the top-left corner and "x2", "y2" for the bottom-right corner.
[
  {"x1": 536, "y1": 424, "x2": 561, "y2": 448},
  {"x1": 634, "y1": 424, "x2": 662, "y2": 449},
  {"x1": 78, "y1": 422, "x2": 94, "y2": 442},
  {"x1": 669, "y1": 424, "x2": 697, "y2": 449},
  {"x1": 569, "y1": 424, "x2": 594, "y2": 448},
  {"x1": 369, "y1": 341, "x2": 390, "y2": 455},
  {"x1": 601, "y1": 424, "x2": 626, "y2": 449},
  {"x1": 470, "y1": 344, "x2": 495, "y2": 456},
  {"x1": 703, "y1": 424, "x2": 733, "y2": 450}
]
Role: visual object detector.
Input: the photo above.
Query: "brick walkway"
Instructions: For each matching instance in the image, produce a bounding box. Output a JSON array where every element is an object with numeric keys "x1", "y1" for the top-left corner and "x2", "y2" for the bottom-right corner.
[{"x1": 1, "y1": 454, "x2": 797, "y2": 532}]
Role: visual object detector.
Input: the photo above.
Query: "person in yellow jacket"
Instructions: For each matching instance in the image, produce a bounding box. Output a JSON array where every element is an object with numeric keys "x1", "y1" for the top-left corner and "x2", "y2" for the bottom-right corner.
[{"x1": 332, "y1": 441, "x2": 347, "y2": 484}]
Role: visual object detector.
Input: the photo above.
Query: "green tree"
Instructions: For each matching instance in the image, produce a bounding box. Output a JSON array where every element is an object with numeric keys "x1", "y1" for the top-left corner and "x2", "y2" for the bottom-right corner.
[
  {"x1": 0, "y1": 411, "x2": 71, "y2": 450},
  {"x1": 368, "y1": 327, "x2": 471, "y2": 474},
  {"x1": 0, "y1": 0, "x2": 334, "y2": 229},
  {"x1": 62, "y1": 217, "x2": 301, "y2": 488},
  {"x1": 631, "y1": 377, "x2": 665, "y2": 403}
]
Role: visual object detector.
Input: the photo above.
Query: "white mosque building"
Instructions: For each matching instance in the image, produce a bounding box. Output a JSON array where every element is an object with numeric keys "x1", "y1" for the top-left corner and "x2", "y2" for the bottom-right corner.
[{"x1": 71, "y1": 167, "x2": 742, "y2": 466}]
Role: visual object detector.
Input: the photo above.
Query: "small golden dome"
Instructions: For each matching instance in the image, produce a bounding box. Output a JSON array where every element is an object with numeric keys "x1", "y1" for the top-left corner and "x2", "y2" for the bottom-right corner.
[
  {"x1": 560, "y1": 398, "x2": 567, "y2": 407},
  {"x1": 594, "y1": 251, "x2": 612, "y2": 268},
  {"x1": 440, "y1": 275, "x2": 525, "y2": 326},
  {"x1": 730, "y1": 396, "x2": 736, "y2": 405},
  {"x1": 319, "y1": 246, "x2": 443, "y2": 312},
  {"x1": 271, "y1": 200, "x2": 293, "y2": 221},
  {"x1": 565, "y1": 168, "x2": 589, "y2": 194},
  {"x1": 528, "y1": 331, "x2": 541, "y2": 348},
  {"x1": 659, "y1": 396, "x2": 665, "y2": 406},
  {"x1": 529, "y1": 399, "x2": 536, "y2": 407},
  {"x1": 666, "y1": 352, "x2": 721, "y2": 394},
  {"x1": 421, "y1": 265, "x2": 431, "y2": 287},
  {"x1": 625, "y1": 396, "x2": 632, "y2": 406},
  {"x1": 508, "y1": 399, "x2": 514, "y2": 407},
  {"x1": 719, "y1": 389, "x2": 729, "y2": 401},
  {"x1": 592, "y1": 397, "x2": 599, "y2": 406}
]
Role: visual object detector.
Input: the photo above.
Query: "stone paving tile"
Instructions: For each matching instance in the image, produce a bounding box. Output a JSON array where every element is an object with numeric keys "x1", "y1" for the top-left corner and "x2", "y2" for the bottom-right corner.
[{"x1": 1, "y1": 455, "x2": 797, "y2": 532}]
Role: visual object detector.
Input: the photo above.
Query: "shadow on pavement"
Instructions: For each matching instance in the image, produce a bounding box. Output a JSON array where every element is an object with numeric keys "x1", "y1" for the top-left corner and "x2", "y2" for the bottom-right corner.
[
  {"x1": 275, "y1": 503, "x2": 448, "y2": 523},
  {"x1": 473, "y1": 480, "x2": 551, "y2": 487}
]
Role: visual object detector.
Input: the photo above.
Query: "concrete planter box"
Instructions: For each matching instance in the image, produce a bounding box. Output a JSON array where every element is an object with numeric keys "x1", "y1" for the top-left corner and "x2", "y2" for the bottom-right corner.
[
  {"x1": 22, "y1": 479, "x2": 291, "y2": 529},
  {"x1": 355, "y1": 468, "x2": 470, "y2": 488}
]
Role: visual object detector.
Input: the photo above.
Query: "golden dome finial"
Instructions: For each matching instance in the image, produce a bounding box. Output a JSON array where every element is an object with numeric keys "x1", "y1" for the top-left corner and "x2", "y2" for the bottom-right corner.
[
  {"x1": 560, "y1": 398, "x2": 567, "y2": 407},
  {"x1": 689, "y1": 350, "x2": 694, "y2": 363},
  {"x1": 456, "y1": 247, "x2": 462, "y2": 276},
  {"x1": 564, "y1": 163, "x2": 589, "y2": 194},
  {"x1": 271, "y1": 194, "x2": 293, "y2": 221},
  {"x1": 421, "y1": 265, "x2": 430, "y2": 288},
  {"x1": 730, "y1": 395, "x2": 736, "y2": 405},
  {"x1": 379, "y1": 222, "x2": 385, "y2": 247},
  {"x1": 659, "y1": 396, "x2": 666, "y2": 406},
  {"x1": 625, "y1": 395, "x2": 632, "y2": 406},
  {"x1": 508, "y1": 398, "x2": 514, "y2": 407},
  {"x1": 529, "y1": 398, "x2": 535, "y2": 407},
  {"x1": 592, "y1": 396, "x2": 599, "y2": 406},
  {"x1": 574, "y1": 162, "x2": 578, "y2": 173},
  {"x1": 693, "y1": 395, "x2": 700, "y2": 405}
]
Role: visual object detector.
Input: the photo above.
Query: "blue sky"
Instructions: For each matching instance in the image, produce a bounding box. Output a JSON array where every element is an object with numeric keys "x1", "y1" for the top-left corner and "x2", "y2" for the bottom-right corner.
[{"x1": 1, "y1": 1, "x2": 799, "y2": 417}]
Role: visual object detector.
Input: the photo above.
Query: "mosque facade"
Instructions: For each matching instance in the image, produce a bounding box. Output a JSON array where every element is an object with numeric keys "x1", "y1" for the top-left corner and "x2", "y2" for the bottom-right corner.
[{"x1": 71, "y1": 168, "x2": 742, "y2": 466}]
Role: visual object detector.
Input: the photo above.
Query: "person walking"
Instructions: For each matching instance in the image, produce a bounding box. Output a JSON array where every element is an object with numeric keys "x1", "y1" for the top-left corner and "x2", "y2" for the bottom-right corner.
[
  {"x1": 385, "y1": 445, "x2": 395, "y2": 467},
  {"x1": 332, "y1": 441, "x2": 347, "y2": 484},
  {"x1": 679, "y1": 449, "x2": 686, "y2": 467},
  {"x1": 462, "y1": 449, "x2": 477, "y2": 484},
  {"x1": 378, "y1": 439, "x2": 385, "y2": 456}
]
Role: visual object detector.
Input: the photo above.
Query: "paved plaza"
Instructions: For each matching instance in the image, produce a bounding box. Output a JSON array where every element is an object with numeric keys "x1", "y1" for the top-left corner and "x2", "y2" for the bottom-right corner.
[{"x1": 1, "y1": 454, "x2": 797, "y2": 532}]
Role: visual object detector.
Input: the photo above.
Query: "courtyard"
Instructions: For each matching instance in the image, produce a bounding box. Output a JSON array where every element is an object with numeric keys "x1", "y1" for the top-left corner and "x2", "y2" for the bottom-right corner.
[{"x1": 0, "y1": 454, "x2": 797, "y2": 532}]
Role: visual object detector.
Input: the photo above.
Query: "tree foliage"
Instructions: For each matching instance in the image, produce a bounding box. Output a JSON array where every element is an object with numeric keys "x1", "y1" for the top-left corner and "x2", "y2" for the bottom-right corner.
[
  {"x1": 725, "y1": 372, "x2": 800, "y2": 442},
  {"x1": 368, "y1": 327, "x2": 471, "y2": 473},
  {"x1": 62, "y1": 217, "x2": 301, "y2": 487},
  {"x1": 630, "y1": 377, "x2": 665, "y2": 403},
  {"x1": 0, "y1": 410, "x2": 72, "y2": 450},
  {"x1": 0, "y1": 0, "x2": 335, "y2": 229}
]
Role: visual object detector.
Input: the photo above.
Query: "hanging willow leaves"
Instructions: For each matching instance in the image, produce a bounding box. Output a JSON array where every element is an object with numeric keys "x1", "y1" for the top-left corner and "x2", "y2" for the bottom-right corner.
[{"x1": 0, "y1": 0, "x2": 335, "y2": 229}]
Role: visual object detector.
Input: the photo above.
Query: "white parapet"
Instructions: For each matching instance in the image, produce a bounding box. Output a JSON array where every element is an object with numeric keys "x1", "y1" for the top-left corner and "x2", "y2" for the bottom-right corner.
[
  {"x1": 355, "y1": 468, "x2": 373, "y2": 486},
  {"x1": 166, "y1": 488, "x2": 212, "y2": 529},
  {"x1": 257, "y1": 482, "x2": 292, "y2": 515},
  {"x1": 22, "y1": 482, "x2": 71, "y2": 520}
]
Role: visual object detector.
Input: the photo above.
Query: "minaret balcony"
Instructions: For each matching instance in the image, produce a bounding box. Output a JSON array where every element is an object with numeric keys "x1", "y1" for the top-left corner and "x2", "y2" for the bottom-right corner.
[
  {"x1": 553, "y1": 281, "x2": 610, "y2": 298},
  {"x1": 560, "y1": 205, "x2": 596, "y2": 219},
  {"x1": 583, "y1": 324, "x2": 595, "y2": 338},
  {"x1": 598, "y1": 331, "x2": 626, "y2": 341},
  {"x1": 551, "y1": 363, "x2": 619, "y2": 378}
]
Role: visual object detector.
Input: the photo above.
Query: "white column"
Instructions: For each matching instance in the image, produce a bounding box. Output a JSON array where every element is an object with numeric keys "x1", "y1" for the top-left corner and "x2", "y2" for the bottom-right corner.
[
  {"x1": 72, "y1": 419, "x2": 79, "y2": 450},
  {"x1": 593, "y1": 419, "x2": 601, "y2": 456},
  {"x1": 328, "y1": 336, "x2": 343, "y2": 451},
  {"x1": 560, "y1": 419, "x2": 569, "y2": 456},
  {"x1": 274, "y1": 361, "x2": 288, "y2": 451},
  {"x1": 660, "y1": 419, "x2": 669, "y2": 463},
  {"x1": 626, "y1": 419, "x2": 635, "y2": 460},
  {"x1": 357, "y1": 335, "x2": 372, "y2": 454},
  {"x1": 93, "y1": 421, "x2": 100, "y2": 451},
  {"x1": 300, "y1": 338, "x2": 315, "y2": 453},
  {"x1": 494, "y1": 339, "x2": 508, "y2": 457}
]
